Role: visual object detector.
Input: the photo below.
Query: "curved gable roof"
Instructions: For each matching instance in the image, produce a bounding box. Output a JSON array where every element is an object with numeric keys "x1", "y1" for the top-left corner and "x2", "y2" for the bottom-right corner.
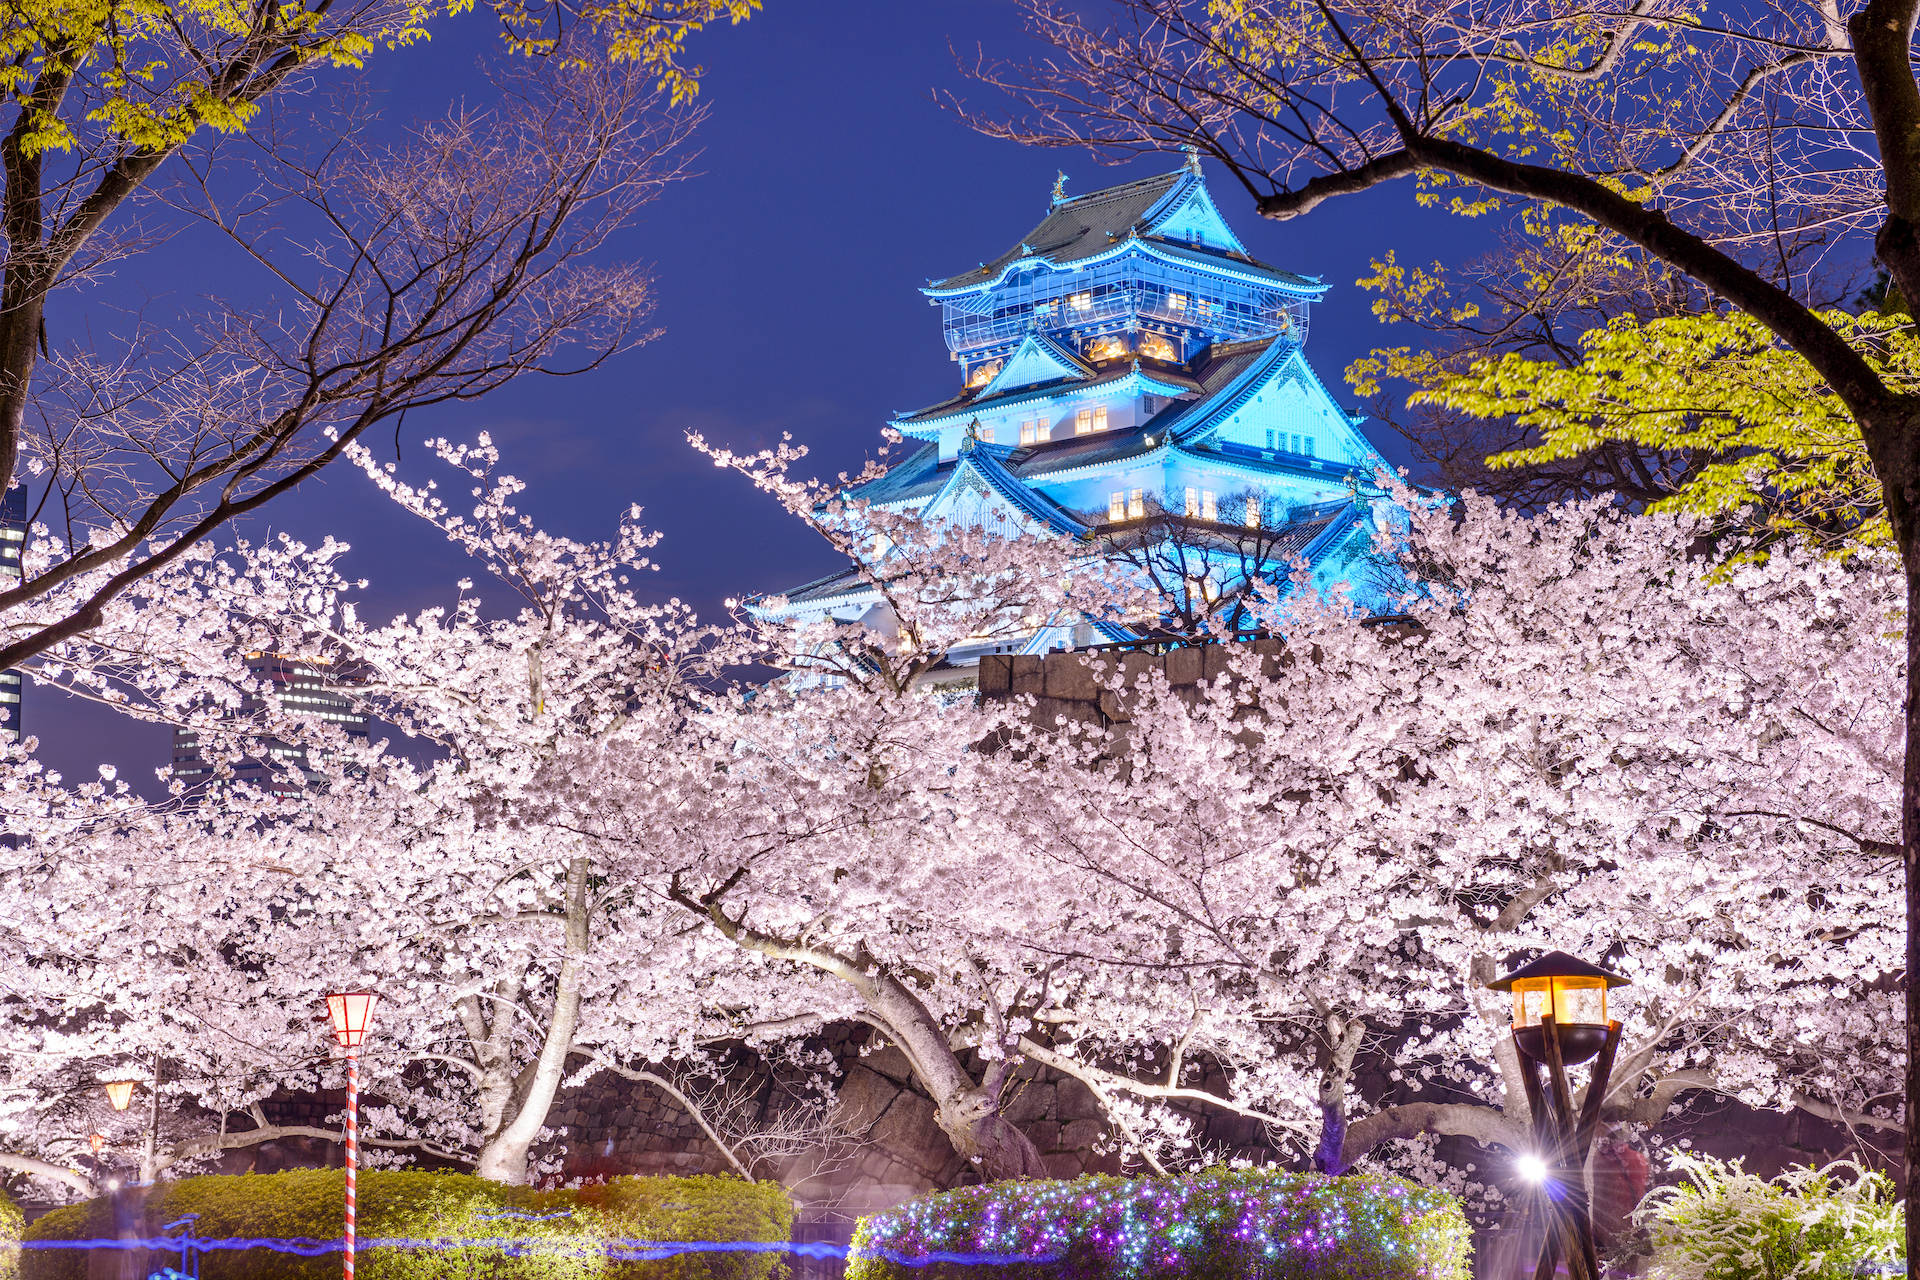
[{"x1": 927, "y1": 168, "x2": 1318, "y2": 297}]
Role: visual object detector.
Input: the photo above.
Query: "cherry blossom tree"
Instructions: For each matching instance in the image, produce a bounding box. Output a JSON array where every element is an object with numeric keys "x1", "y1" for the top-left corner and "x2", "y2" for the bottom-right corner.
[
  {"x1": 0, "y1": 435, "x2": 752, "y2": 1191},
  {"x1": 963, "y1": 2, "x2": 1920, "y2": 1237},
  {"x1": 993, "y1": 490, "x2": 1901, "y2": 1209}
]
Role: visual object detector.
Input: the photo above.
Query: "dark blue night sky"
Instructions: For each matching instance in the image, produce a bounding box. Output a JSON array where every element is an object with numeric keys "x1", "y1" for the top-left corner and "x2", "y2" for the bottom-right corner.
[{"x1": 33, "y1": 1, "x2": 1470, "y2": 786}]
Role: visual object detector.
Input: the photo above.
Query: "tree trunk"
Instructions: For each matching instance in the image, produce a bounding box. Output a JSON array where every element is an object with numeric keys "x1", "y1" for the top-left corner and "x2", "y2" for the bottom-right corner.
[
  {"x1": 1905, "y1": 559, "x2": 1920, "y2": 1268},
  {"x1": 1312, "y1": 1014, "x2": 1365, "y2": 1174},
  {"x1": 472, "y1": 857, "x2": 590, "y2": 1184},
  {"x1": 1850, "y1": 391, "x2": 1920, "y2": 1270},
  {"x1": 933, "y1": 1086, "x2": 1050, "y2": 1181}
]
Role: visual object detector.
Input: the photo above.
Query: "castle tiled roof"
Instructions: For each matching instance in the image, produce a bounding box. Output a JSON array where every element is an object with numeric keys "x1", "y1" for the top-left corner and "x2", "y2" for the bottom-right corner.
[
  {"x1": 857, "y1": 336, "x2": 1357, "y2": 510},
  {"x1": 928, "y1": 169, "x2": 1316, "y2": 294},
  {"x1": 896, "y1": 364, "x2": 1200, "y2": 429}
]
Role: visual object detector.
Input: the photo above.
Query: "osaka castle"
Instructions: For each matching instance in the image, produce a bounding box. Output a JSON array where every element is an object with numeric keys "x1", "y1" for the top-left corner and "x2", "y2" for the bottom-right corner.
[{"x1": 756, "y1": 157, "x2": 1397, "y2": 676}]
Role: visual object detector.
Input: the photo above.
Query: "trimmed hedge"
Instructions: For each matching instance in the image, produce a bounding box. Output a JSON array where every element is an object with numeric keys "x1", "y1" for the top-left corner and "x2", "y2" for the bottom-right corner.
[
  {"x1": 0, "y1": 1185, "x2": 21, "y2": 1280},
  {"x1": 24, "y1": 1170, "x2": 792, "y2": 1280},
  {"x1": 847, "y1": 1169, "x2": 1471, "y2": 1280}
]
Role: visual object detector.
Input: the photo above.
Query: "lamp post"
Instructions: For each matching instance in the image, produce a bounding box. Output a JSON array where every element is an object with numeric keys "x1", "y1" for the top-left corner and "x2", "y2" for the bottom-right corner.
[
  {"x1": 324, "y1": 993, "x2": 377, "y2": 1280},
  {"x1": 1487, "y1": 951, "x2": 1630, "y2": 1280},
  {"x1": 102, "y1": 1061, "x2": 162, "y2": 1182}
]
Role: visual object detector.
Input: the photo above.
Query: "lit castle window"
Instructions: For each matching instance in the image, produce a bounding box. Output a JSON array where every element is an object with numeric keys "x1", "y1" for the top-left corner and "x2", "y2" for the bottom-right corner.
[{"x1": 1075, "y1": 407, "x2": 1109, "y2": 435}]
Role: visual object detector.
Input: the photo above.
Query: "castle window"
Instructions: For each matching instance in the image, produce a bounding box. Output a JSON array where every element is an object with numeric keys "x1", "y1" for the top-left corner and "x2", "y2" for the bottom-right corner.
[
  {"x1": 1128, "y1": 488, "x2": 1145, "y2": 519},
  {"x1": 1291, "y1": 433, "x2": 1302, "y2": 453},
  {"x1": 1244, "y1": 495, "x2": 1261, "y2": 528},
  {"x1": 1076, "y1": 408, "x2": 1094, "y2": 435},
  {"x1": 1109, "y1": 492, "x2": 1126, "y2": 521},
  {"x1": 1069, "y1": 291, "x2": 1093, "y2": 312},
  {"x1": 1202, "y1": 490, "x2": 1218, "y2": 522},
  {"x1": 1196, "y1": 299, "x2": 1213, "y2": 317},
  {"x1": 1167, "y1": 291, "x2": 1187, "y2": 313},
  {"x1": 1305, "y1": 436, "x2": 1315, "y2": 457},
  {"x1": 1020, "y1": 419, "x2": 1045, "y2": 446},
  {"x1": 1034, "y1": 299, "x2": 1057, "y2": 319},
  {"x1": 1184, "y1": 486, "x2": 1199, "y2": 518},
  {"x1": 977, "y1": 425, "x2": 995, "y2": 443},
  {"x1": 1094, "y1": 406, "x2": 1109, "y2": 431}
]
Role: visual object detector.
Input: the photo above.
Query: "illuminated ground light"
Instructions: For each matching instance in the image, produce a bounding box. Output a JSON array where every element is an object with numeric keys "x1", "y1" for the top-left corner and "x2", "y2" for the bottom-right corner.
[{"x1": 1515, "y1": 1154, "x2": 1549, "y2": 1185}]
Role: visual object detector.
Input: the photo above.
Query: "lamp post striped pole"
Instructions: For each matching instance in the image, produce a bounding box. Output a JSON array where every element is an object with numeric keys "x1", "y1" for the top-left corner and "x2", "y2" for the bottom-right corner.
[
  {"x1": 325, "y1": 994, "x2": 378, "y2": 1280},
  {"x1": 344, "y1": 1046, "x2": 359, "y2": 1280}
]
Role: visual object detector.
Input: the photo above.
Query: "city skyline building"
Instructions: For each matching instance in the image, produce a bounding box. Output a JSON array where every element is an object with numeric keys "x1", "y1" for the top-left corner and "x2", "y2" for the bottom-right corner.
[
  {"x1": 753, "y1": 158, "x2": 1400, "y2": 677},
  {"x1": 170, "y1": 652, "x2": 369, "y2": 796}
]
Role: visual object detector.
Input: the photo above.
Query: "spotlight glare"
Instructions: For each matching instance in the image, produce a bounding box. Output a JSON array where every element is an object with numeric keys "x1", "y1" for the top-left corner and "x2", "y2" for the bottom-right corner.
[{"x1": 1516, "y1": 1153, "x2": 1548, "y2": 1184}]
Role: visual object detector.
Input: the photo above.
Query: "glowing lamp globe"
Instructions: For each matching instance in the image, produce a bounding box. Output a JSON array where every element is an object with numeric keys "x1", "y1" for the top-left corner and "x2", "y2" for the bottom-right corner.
[
  {"x1": 102, "y1": 1080, "x2": 137, "y2": 1111},
  {"x1": 325, "y1": 992, "x2": 379, "y2": 1049},
  {"x1": 1487, "y1": 951, "x2": 1628, "y2": 1064}
]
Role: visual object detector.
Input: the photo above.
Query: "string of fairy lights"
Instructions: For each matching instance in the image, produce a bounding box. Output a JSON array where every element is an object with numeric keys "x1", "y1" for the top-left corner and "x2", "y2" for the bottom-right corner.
[{"x1": 848, "y1": 1170, "x2": 1470, "y2": 1278}]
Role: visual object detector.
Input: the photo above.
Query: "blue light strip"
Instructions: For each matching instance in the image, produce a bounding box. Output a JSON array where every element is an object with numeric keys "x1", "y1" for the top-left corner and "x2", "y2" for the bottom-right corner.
[{"x1": 19, "y1": 1236, "x2": 1060, "y2": 1267}]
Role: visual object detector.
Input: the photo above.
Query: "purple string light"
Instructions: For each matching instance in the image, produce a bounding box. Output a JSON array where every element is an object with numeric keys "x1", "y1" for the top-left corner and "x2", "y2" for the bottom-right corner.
[{"x1": 20, "y1": 1236, "x2": 1057, "y2": 1267}]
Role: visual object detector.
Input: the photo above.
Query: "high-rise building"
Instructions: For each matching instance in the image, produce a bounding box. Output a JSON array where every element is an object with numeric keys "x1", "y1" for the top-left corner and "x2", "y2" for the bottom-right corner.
[
  {"x1": 0, "y1": 486, "x2": 26, "y2": 743},
  {"x1": 170, "y1": 652, "x2": 368, "y2": 796},
  {"x1": 752, "y1": 160, "x2": 1398, "y2": 675}
]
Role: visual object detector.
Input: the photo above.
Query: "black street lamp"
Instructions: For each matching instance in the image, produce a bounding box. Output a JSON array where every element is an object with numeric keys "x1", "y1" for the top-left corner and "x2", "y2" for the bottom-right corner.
[{"x1": 1488, "y1": 951, "x2": 1630, "y2": 1280}]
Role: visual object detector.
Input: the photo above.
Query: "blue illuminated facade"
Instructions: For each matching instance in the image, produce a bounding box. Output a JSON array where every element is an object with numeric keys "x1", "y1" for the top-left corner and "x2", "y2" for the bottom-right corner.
[{"x1": 758, "y1": 159, "x2": 1396, "y2": 673}]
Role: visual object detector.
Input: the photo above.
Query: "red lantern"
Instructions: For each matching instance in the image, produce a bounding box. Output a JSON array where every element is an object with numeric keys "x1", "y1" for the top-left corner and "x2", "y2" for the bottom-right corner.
[
  {"x1": 103, "y1": 1080, "x2": 137, "y2": 1111},
  {"x1": 325, "y1": 992, "x2": 378, "y2": 1048},
  {"x1": 88, "y1": 1134, "x2": 106, "y2": 1155}
]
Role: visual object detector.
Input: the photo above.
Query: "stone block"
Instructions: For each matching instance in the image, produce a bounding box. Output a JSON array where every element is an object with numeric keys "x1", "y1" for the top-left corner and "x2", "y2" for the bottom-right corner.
[
  {"x1": 1042, "y1": 1153, "x2": 1087, "y2": 1179},
  {"x1": 978, "y1": 654, "x2": 1012, "y2": 695},
  {"x1": 1056, "y1": 1079, "x2": 1106, "y2": 1122},
  {"x1": 1201, "y1": 642, "x2": 1235, "y2": 682},
  {"x1": 1009, "y1": 655, "x2": 1044, "y2": 696},
  {"x1": 1163, "y1": 645, "x2": 1202, "y2": 685},
  {"x1": 1003, "y1": 1081, "x2": 1057, "y2": 1124},
  {"x1": 1043, "y1": 653, "x2": 1098, "y2": 701},
  {"x1": 1061, "y1": 1118, "x2": 1106, "y2": 1152}
]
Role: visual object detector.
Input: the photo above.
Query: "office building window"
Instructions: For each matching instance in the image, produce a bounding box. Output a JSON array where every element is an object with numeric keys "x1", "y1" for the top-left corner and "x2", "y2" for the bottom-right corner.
[
  {"x1": 1069, "y1": 291, "x2": 1093, "y2": 312},
  {"x1": 1167, "y1": 291, "x2": 1187, "y2": 312}
]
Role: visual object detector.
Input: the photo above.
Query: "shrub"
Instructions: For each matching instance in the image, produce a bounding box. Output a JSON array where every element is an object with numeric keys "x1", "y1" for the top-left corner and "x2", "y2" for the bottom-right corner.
[
  {"x1": 846, "y1": 1168, "x2": 1471, "y2": 1280},
  {"x1": 1637, "y1": 1155, "x2": 1902, "y2": 1280},
  {"x1": 0, "y1": 1185, "x2": 22, "y2": 1280},
  {"x1": 22, "y1": 1170, "x2": 792, "y2": 1280}
]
